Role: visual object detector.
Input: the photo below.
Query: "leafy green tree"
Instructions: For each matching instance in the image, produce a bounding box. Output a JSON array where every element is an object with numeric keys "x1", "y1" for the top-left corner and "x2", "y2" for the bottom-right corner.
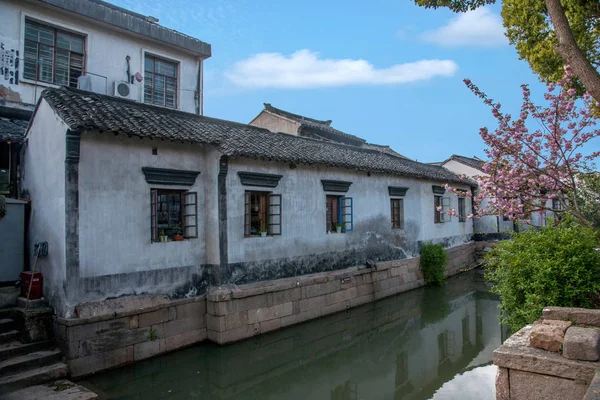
[
  {"x1": 413, "y1": 0, "x2": 600, "y2": 102},
  {"x1": 485, "y1": 220, "x2": 600, "y2": 331}
]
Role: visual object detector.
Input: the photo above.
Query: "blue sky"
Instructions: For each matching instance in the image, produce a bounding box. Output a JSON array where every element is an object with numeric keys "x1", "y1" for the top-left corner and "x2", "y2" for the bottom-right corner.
[{"x1": 113, "y1": 0, "x2": 549, "y2": 163}]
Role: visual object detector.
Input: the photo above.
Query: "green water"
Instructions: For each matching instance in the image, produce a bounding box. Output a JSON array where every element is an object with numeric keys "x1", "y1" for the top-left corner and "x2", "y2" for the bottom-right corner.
[{"x1": 80, "y1": 270, "x2": 509, "y2": 400}]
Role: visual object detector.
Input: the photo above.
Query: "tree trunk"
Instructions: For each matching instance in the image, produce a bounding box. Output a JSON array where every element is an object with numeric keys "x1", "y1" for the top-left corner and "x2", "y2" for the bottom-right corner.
[{"x1": 545, "y1": 0, "x2": 600, "y2": 102}]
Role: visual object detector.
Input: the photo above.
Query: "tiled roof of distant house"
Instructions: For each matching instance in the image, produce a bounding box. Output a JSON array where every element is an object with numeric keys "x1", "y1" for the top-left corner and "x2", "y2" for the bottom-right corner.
[
  {"x1": 0, "y1": 117, "x2": 28, "y2": 143},
  {"x1": 37, "y1": 87, "x2": 472, "y2": 185},
  {"x1": 440, "y1": 154, "x2": 486, "y2": 172},
  {"x1": 37, "y1": 0, "x2": 211, "y2": 57}
]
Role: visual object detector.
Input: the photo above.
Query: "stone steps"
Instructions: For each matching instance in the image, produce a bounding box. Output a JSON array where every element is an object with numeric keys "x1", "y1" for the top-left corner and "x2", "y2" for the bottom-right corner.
[
  {"x1": 0, "y1": 348, "x2": 63, "y2": 375},
  {"x1": 0, "y1": 330, "x2": 19, "y2": 344},
  {"x1": 0, "y1": 340, "x2": 52, "y2": 361},
  {"x1": 0, "y1": 318, "x2": 16, "y2": 333},
  {"x1": 0, "y1": 362, "x2": 68, "y2": 395}
]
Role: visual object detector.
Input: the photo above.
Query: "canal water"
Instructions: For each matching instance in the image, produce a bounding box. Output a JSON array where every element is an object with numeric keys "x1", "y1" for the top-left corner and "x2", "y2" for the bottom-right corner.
[{"x1": 80, "y1": 270, "x2": 509, "y2": 400}]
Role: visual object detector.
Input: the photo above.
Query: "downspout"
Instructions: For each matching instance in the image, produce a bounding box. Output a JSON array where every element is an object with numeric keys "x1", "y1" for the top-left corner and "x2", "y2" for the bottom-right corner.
[
  {"x1": 196, "y1": 59, "x2": 203, "y2": 115},
  {"x1": 216, "y1": 155, "x2": 228, "y2": 286},
  {"x1": 64, "y1": 129, "x2": 81, "y2": 316}
]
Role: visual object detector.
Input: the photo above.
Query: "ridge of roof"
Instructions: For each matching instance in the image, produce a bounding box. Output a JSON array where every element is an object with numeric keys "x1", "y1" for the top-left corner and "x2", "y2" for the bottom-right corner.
[
  {"x1": 38, "y1": 87, "x2": 472, "y2": 186},
  {"x1": 263, "y1": 103, "x2": 332, "y2": 126},
  {"x1": 440, "y1": 154, "x2": 486, "y2": 172}
]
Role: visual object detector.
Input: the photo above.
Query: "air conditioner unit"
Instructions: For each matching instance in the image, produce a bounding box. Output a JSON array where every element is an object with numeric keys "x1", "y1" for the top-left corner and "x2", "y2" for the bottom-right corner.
[{"x1": 113, "y1": 81, "x2": 135, "y2": 100}]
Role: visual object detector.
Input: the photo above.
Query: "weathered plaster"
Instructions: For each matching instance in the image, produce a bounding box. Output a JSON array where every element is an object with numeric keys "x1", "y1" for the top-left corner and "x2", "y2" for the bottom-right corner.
[{"x1": 249, "y1": 111, "x2": 300, "y2": 136}]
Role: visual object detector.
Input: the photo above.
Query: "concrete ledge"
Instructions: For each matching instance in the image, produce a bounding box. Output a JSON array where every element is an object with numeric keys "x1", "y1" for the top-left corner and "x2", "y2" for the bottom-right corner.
[{"x1": 543, "y1": 307, "x2": 600, "y2": 327}]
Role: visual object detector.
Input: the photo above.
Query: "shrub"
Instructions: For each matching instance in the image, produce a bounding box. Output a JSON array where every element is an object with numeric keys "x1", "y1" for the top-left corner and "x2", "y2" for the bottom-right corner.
[
  {"x1": 485, "y1": 220, "x2": 600, "y2": 332},
  {"x1": 420, "y1": 243, "x2": 448, "y2": 286}
]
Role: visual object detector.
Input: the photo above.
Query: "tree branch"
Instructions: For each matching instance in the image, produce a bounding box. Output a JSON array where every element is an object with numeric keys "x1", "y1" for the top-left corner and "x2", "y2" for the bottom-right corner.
[{"x1": 546, "y1": 0, "x2": 600, "y2": 102}]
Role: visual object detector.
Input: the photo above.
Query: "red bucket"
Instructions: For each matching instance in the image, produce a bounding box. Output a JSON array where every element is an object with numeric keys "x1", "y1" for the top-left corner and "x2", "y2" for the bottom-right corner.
[{"x1": 21, "y1": 272, "x2": 43, "y2": 300}]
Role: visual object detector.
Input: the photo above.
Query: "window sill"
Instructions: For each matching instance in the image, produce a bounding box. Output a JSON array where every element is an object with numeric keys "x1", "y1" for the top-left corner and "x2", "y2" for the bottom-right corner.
[
  {"x1": 19, "y1": 78, "x2": 61, "y2": 89},
  {"x1": 152, "y1": 238, "x2": 190, "y2": 243}
]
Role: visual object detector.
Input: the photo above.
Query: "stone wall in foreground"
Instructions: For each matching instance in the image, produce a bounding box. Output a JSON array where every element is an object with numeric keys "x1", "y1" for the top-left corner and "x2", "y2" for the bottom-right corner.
[
  {"x1": 206, "y1": 241, "x2": 493, "y2": 345},
  {"x1": 53, "y1": 296, "x2": 206, "y2": 377}
]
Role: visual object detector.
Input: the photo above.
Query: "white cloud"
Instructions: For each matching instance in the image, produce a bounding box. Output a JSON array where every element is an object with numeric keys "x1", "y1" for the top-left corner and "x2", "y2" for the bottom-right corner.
[
  {"x1": 420, "y1": 8, "x2": 507, "y2": 47},
  {"x1": 225, "y1": 49, "x2": 458, "y2": 89}
]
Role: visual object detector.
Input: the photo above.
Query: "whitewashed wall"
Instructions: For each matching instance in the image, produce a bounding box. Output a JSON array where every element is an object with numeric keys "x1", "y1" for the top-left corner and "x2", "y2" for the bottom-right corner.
[{"x1": 0, "y1": 0, "x2": 203, "y2": 113}]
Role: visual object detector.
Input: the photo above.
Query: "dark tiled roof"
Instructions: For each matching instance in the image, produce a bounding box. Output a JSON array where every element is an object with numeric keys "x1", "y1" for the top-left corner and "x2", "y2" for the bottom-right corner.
[
  {"x1": 263, "y1": 103, "x2": 366, "y2": 146},
  {"x1": 441, "y1": 154, "x2": 486, "y2": 172},
  {"x1": 362, "y1": 143, "x2": 409, "y2": 159},
  {"x1": 0, "y1": 117, "x2": 28, "y2": 143},
  {"x1": 39, "y1": 87, "x2": 472, "y2": 185}
]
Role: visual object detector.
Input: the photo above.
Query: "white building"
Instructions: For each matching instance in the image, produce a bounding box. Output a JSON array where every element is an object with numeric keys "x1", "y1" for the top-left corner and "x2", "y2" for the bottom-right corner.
[
  {"x1": 22, "y1": 87, "x2": 475, "y2": 317},
  {"x1": 0, "y1": 0, "x2": 211, "y2": 196}
]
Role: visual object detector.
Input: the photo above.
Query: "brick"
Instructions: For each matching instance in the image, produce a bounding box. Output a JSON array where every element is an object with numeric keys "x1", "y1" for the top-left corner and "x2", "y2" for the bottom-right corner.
[
  {"x1": 134, "y1": 340, "x2": 160, "y2": 361},
  {"x1": 248, "y1": 302, "x2": 293, "y2": 324},
  {"x1": 260, "y1": 318, "x2": 282, "y2": 334},
  {"x1": 78, "y1": 327, "x2": 150, "y2": 357},
  {"x1": 164, "y1": 329, "x2": 207, "y2": 352},
  {"x1": 68, "y1": 345, "x2": 133, "y2": 377},
  {"x1": 225, "y1": 311, "x2": 249, "y2": 331},
  {"x1": 176, "y1": 301, "x2": 206, "y2": 320},
  {"x1": 298, "y1": 295, "x2": 327, "y2": 313},
  {"x1": 206, "y1": 315, "x2": 226, "y2": 332},
  {"x1": 129, "y1": 315, "x2": 139, "y2": 329},
  {"x1": 268, "y1": 288, "x2": 301, "y2": 306},
  {"x1": 326, "y1": 287, "x2": 357, "y2": 305},
  {"x1": 233, "y1": 294, "x2": 269, "y2": 312},
  {"x1": 138, "y1": 308, "x2": 169, "y2": 328},
  {"x1": 281, "y1": 308, "x2": 321, "y2": 327}
]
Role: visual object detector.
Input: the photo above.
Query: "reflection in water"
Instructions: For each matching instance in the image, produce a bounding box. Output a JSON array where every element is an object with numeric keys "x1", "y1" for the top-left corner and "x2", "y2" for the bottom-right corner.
[{"x1": 80, "y1": 271, "x2": 509, "y2": 400}]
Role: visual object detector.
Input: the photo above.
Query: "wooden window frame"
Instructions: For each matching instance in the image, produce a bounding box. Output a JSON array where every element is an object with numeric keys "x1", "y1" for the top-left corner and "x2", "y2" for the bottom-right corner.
[
  {"x1": 244, "y1": 191, "x2": 281, "y2": 237},
  {"x1": 151, "y1": 189, "x2": 197, "y2": 242},
  {"x1": 326, "y1": 195, "x2": 353, "y2": 233},
  {"x1": 458, "y1": 197, "x2": 466, "y2": 222},
  {"x1": 390, "y1": 198, "x2": 404, "y2": 230},
  {"x1": 435, "y1": 195, "x2": 450, "y2": 223},
  {"x1": 144, "y1": 54, "x2": 178, "y2": 108},
  {"x1": 23, "y1": 18, "x2": 86, "y2": 87}
]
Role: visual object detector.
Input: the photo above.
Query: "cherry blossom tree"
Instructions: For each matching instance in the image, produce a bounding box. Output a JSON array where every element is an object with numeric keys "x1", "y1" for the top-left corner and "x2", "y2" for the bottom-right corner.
[{"x1": 460, "y1": 66, "x2": 600, "y2": 227}]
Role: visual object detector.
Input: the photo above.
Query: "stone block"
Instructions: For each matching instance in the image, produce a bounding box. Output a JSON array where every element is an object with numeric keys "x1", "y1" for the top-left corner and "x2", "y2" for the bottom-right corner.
[
  {"x1": 133, "y1": 340, "x2": 160, "y2": 361},
  {"x1": 363, "y1": 274, "x2": 373, "y2": 284},
  {"x1": 563, "y1": 327, "x2": 600, "y2": 361},
  {"x1": 67, "y1": 318, "x2": 128, "y2": 342},
  {"x1": 218, "y1": 324, "x2": 256, "y2": 344},
  {"x1": 211, "y1": 300, "x2": 233, "y2": 316},
  {"x1": 68, "y1": 345, "x2": 134, "y2": 377},
  {"x1": 302, "y1": 282, "x2": 338, "y2": 299},
  {"x1": 129, "y1": 315, "x2": 138, "y2": 329},
  {"x1": 584, "y1": 370, "x2": 600, "y2": 400},
  {"x1": 371, "y1": 270, "x2": 389, "y2": 282},
  {"x1": 156, "y1": 317, "x2": 205, "y2": 338},
  {"x1": 322, "y1": 300, "x2": 349, "y2": 317},
  {"x1": 496, "y1": 367, "x2": 509, "y2": 400},
  {"x1": 281, "y1": 308, "x2": 321, "y2": 327},
  {"x1": 176, "y1": 301, "x2": 206, "y2": 320},
  {"x1": 268, "y1": 288, "x2": 302, "y2": 306},
  {"x1": 164, "y1": 329, "x2": 207, "y2": 352},
  {"x1": 373, "y1": 277, "x2": 400, "y2": 293},
  {"x1": 248, "y1": 302, "x2": 293, "y2": 324},
  {"x1": 542, "y1": 319, "x2": 572, "y2": 330},
  {"x1": 260, "y1": 318, "x2": 282, "y2": 334},
  {"x1": 206, "y1": 315, "x2": 226, "y2": 332},
  {"x1": 298, "y1": 295, "x2": 327, "y2": 313},
  {"x1": 233, "y1": 294, "x2": 269, "y2": 312},
  {"x1": 350, "y1": 294, "x2": 374, "y2": 308},
  {"x1": 356, "y1": 284, "x2": 374, "y2": 297},
  {"x1": 509, "y1": 369, "x2": 588, "y2": 400},
  {"x1": 224, "y1": 311, "x2": 249, "y2": 331},
  {"x1": 168, "y1": 306, "x2": 177, "y2": 321},
  {"x1": 138, "y1": 308, "x2": 169, "y2": 328},
  {"x1": 529, "y1": 323, "x2": 567, "y2": 353},
  {"x1": 326, "y1": 287, "x2": 357, "y2": 305},
  {"x1": 543, "y1": 307, "x2": 600, "y2": 327},
  {"x1": 77, "y1": 327, "x2": 150, "y2": 357}
]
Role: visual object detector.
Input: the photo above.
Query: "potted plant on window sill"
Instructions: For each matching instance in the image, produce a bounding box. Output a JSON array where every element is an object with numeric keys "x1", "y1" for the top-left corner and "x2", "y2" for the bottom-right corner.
[
  {"x1": 173, "y1": 223, "x2": 184, "y2": 241},
  {"x1": 259, "y1": 227, "x2": 268, "y2": 238},
  {"x1": 335, "y1": 223, "x2": 345, "y2": 234},
  {"x1": 159, "y1": 230, "x2": 167, "y2": 243}
]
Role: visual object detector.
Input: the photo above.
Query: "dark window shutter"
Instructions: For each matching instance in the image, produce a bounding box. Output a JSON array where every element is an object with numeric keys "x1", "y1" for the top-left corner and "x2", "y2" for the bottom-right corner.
[
  {"x1": 151, "y1": 189, "x2": 158, "y2": 241},
  {"x1": 244, "y1": 192, "x2": 251, "y2": 236},
  {"x1": 268, "y1": 194, "x2": 282, "y2": 236},
  {"x1": 183, "y1": 191, "x2": 198, "y2": 238}
]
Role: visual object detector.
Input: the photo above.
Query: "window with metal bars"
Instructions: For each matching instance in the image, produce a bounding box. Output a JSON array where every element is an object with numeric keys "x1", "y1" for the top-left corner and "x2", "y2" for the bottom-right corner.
[
  {"x1": 244, "y1": 191, "x2": 281, "y2": 236},
  {"x1": 390, "y1": 198, "x2": 404, "y2": 229},
  {"x1": 150, "y1": 189, "x2": 197, "y2": 241},
  {"x1": 144, "y1": 54, "x2": 178, "y2": 108},
  {"x1": 23, "y1": 19, "x2": 85, "y2": 87}
]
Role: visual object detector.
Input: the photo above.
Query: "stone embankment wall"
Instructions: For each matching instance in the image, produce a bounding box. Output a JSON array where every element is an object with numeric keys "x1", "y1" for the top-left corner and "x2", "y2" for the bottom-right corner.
[
  {"x1": 495, "y1": 307, "x2": 600, "y2": 400},
  {"x1": 206, "y1": 241, "x2": 493, "y2": 344},
  {"x1": 54, "y1": 241, "x2": 494, "y2": 376}
]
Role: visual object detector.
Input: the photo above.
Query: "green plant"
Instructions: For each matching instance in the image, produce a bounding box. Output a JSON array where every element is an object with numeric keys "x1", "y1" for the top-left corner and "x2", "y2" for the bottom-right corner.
[
  {"x1": 259, "y1": 227, "x2": 267, "y2": 233},
  {"x1": 485, "y1": 220, "x2": 600, "y2": 332},
  {"x1": 174, "y1": 223, "x2": 183, "y2": 236},
  {"x1": 159, "y1": 230, "x2": 166, "y2": 238},
  {"x1": 147, "y1": 329, "x2": 159, "y2": 341},
  {"x1": 420, "y1": 242, "x2": 448, "y2": 286},
  {"x1": 335, "y1": 223, "x2": 345, "y2": 229}
]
